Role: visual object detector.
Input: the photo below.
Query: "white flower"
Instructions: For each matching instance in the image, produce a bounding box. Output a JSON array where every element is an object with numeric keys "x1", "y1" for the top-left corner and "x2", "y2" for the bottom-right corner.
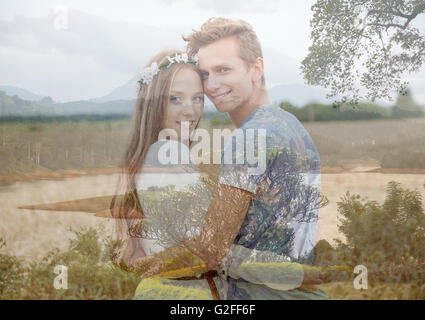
[
  {"x1": 174, "y1": 54, "x2": 181, "y2": 63},
  {"x1": 192, "y1": 54, "x2": 199, "y2": 65},
  {"x1": 138, "y1": 53, "x2": 197, "y2": 85},
  {"x1": 139, "y1": 62, "x2": 159, "y2": 85},
  {"x1": 167, "y1": 56, "x2": 175, "y2": 67}
]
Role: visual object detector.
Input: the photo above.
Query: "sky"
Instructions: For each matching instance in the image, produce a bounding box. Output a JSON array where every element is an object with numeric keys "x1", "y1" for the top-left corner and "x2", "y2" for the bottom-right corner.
[{"x1": 0, "y1": 0, "x2": 424, "y2": 104}]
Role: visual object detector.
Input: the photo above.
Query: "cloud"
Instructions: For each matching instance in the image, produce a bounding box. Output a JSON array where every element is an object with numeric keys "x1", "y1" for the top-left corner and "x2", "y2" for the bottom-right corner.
[
  {"x1": 157, "y1": 0, "x2": 280, "y2": 14},
  {"x1": 193, "y1": 0, "x2": 280, "y2": 14},
  {"x1": 0, "y1": 9, "x2": 190, "y2": 72},
  {"x1": 263, "y1": 46, "x2": 304, "y2": 87},
  {"x1": 0, "y1": 7, "x2": 304, "y2": 101},
  {"x1": 1, "y1": 3, "x2": 423, "y2": 104},
  {"x1": 0, "y1": 9, "x2": 192, "y2": 100}
]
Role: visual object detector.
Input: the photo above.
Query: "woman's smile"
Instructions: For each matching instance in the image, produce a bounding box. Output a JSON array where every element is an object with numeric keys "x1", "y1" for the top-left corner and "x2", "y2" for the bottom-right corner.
[{"x1": 176, "y1": 120, "x2": 196, "y2": 129}]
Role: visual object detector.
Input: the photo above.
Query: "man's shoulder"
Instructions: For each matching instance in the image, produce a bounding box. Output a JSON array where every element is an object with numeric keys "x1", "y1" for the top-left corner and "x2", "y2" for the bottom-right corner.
[
  {"x1": 239, "y1": 104, "x2": 308, "y2": 145},
  {"x1": 239, "y1": 103, "x2": 319, "y2": 163},
  {"x1": 241, "y1": 103, "x2": 302, "y2": 132}
]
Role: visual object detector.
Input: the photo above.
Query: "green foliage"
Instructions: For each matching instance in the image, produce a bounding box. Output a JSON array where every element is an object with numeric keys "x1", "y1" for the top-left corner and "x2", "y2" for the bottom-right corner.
[
  {"x1": 0, "y1": 227, "x2": 140, "y2": 300},
  {"x1": 280, "y1": 100, "x2": 420, "y2": 122},
  {"x1": 0, "y1": 91, "x2": 55, "y2": 116},
  {"x1": 0, "y1": 238, "x2": 26, "y2": 298},
  {"x1": 302, "y1": 0, "x2": 425, "y2": 104},
  {"x1": 391, "y1": 89, "x2": 424, "y2": 118},
  {"x1": 319, "y1": 181, "x2": 425, "y2": 285},
  {"x1": 68, "y1": 227, "x2": 103, "y2": 262}
]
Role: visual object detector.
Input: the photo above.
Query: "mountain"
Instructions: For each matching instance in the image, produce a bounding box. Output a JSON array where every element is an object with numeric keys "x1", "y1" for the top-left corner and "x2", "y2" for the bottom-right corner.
[
  {"x1": 94, "y1": 78, "x2": 217, "y2": 111},
  {"x1": 0, "y1": 85, "x2": 44, "y2": 101},
  {"x1": 95, "y1": 78, "x2": 337, "y2": 108},
  {"x1": 0, "y1": 90, "x2": 55, "y2": 116},
  {"x1": 0, "y1": 90, "x2": 134, "y2": 116},
  {"x1": 92, "y1": 78, "x2": 139, "y2": 103}
]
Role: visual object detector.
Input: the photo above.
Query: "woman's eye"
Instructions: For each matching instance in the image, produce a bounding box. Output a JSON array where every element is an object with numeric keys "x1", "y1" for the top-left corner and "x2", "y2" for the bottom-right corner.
[
  {"x1": 220, "y1": 68, "x2": 230, "y2": 73},
  {"x1": 193, "y1": 96, "x2": 203, "y2": 103},
  {"x1": 170, "y1": 96, "x2": 181, "y2": 103}
]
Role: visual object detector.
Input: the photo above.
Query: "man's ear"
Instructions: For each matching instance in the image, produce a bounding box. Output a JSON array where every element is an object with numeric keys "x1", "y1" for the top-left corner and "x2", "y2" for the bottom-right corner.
[{"x1": 251, "y1": 57, "x2": 265, "y2": 87}]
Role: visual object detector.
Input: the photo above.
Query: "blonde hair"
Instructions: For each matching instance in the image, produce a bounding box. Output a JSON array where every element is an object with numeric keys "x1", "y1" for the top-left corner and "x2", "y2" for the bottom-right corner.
[
  {"x1": 183, "y1": 17, "x2": 265, "y2": 84},
  {"x1": 110, "y1": 50, "x2": 202, "y2": 255}
]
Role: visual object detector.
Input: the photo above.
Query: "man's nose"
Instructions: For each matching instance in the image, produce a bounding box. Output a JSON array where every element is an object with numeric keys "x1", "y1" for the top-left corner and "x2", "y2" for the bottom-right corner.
[{"x1": 205, "y1": 75, "x2": 220, "y2": 93}]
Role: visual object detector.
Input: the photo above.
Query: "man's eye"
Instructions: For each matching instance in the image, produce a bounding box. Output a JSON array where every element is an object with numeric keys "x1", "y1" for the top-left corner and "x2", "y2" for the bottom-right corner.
[
  {"x1": 220, "y1": 68, "x2": 230, "y2": 73},
  {"x1": 170, "y1": 96, "x2": 181, "y2": 103},
  {"x1": 201, "y1": 72, "x2": 209, "y2": 80}
]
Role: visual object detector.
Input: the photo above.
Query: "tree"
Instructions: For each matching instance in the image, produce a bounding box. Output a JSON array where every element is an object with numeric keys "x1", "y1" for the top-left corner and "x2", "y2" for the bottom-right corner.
[
  {"x1": 302, "y1": 0, "x2": 425, "y2": 105},
  {"x1": 40, "y1": 96, "x2": 54, "y2": 104},
  {"x1": 392, "y1": 88, "x2": 424, "y2": 117}
]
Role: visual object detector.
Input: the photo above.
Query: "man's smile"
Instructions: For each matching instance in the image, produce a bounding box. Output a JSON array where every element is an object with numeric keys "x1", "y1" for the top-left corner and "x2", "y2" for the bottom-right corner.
[{"x1": 211, "y1": 89, "x2": 232, "y2": 103}]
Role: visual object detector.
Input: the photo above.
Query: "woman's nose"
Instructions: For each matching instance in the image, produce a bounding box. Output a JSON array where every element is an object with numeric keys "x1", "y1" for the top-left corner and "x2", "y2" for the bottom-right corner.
[{"x1": 182, "y1": 102, "x2": 196, "y2": 117}]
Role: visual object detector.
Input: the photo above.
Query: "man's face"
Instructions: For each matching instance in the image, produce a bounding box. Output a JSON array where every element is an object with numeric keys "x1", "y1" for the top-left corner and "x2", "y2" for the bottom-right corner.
[{"x1": 198, "y1": 37, "x2": 255, "y2": 114}]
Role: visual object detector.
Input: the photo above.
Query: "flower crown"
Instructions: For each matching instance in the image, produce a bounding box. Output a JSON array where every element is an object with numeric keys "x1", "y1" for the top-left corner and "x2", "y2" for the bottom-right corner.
[{"x1": 138, "y1": 53, "x2": 198, "y2": 86}]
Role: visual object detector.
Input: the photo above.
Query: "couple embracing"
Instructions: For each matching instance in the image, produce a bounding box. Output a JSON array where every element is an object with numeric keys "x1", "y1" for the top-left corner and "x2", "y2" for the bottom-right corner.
[{"x1": 110, "y1": 17, "x2": 328, "y2": 300}]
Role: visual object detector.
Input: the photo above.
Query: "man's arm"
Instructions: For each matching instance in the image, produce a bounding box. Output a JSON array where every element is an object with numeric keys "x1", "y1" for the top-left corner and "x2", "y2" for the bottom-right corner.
[
  {"x1": 127, "y1": 183, "x2": 253, "y2": 277},
  {"x1": 124, "y1": 184, "x2": 327, "y2": 287}
]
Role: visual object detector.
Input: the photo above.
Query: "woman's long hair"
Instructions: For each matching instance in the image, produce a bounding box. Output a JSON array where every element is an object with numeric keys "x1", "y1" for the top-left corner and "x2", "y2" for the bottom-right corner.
[{"x1": 110, "y1": 49, "x2": 203, "y2": 261}]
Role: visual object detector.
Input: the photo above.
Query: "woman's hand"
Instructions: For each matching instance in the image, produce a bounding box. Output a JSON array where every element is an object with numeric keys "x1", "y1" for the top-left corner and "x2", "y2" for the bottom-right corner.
[
  {"x1": 118, "y1": 237, "x2": 148, "y2": 271},
  {"x1": 133, "y1": 255, "x2": 164, "y2": 279}
]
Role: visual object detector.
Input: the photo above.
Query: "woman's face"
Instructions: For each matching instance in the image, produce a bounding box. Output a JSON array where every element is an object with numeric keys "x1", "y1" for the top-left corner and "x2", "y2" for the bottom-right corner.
[{"x1": 163, "y1": 67, "x2": 204, "y2": 143}]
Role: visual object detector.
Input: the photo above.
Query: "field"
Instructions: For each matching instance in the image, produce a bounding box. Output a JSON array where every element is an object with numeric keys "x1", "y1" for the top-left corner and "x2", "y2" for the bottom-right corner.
[
  {"x1": 1, "y1": 117, "x2": 424, "y2": 181},
  {"x1": 1, "y1": 116, "x2": 424, "y2": 299}
]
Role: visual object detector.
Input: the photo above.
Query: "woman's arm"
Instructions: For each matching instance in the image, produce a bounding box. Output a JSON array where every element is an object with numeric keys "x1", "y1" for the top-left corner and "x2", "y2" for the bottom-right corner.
[
  {"x1": 123, "y1": 183, "x2": 252, "y2": 277},
  {"x1": 119, "y1": 237, "x2": 147, "y2": 267}
]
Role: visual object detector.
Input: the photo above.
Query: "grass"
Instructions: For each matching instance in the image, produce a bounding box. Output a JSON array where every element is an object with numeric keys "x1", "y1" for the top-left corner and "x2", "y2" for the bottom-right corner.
[{"x1": 323, "y1": 281, "x2": 425, "y2": 300}]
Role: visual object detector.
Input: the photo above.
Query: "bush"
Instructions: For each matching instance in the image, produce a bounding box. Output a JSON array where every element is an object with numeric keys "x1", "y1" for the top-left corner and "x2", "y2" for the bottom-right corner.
[
  {"x1": 0, "y1": 228, "x2": 140, "y2": 300},
  {"x1": 320, "y1": 181, "x2": 425, "y2": 286},
  {"x1": 0, "y1": 237, "x2": 26, "y2": 299}
]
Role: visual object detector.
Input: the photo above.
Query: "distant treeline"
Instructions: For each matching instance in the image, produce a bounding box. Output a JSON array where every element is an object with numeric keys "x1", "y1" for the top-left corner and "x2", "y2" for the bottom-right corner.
[
  {"x1": 280, "y1": 101, "x2": 424, "y2": 122},
  {"x1": 0, "y1": 114, "x2": 131, "y2": 123},
  {"x1": 1, "y1": 88, "x2": 424, "y2": 123},
  {"x1": 0, "y1": 90, "x2": 134, "y2": 117},
  {"x1": 280, "y1": 89, "x2": 424, "y2": 122}
]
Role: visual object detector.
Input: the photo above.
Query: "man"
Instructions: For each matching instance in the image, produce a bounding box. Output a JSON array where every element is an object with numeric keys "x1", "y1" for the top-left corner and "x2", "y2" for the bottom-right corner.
[{"x1": 129, "y1": 17, "x2": 328, "y2": 300}]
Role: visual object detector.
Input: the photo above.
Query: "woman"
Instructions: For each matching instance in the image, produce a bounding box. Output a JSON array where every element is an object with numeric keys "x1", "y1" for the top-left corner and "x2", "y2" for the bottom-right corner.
[{"x1": 110, "y1": 50, "x2": 221, "y2": 299}]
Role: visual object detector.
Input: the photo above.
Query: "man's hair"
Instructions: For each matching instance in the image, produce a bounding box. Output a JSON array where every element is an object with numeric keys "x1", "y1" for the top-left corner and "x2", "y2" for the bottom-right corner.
[{"x1": 183, "y1": 17, "x2": 265, "y2": 84}]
